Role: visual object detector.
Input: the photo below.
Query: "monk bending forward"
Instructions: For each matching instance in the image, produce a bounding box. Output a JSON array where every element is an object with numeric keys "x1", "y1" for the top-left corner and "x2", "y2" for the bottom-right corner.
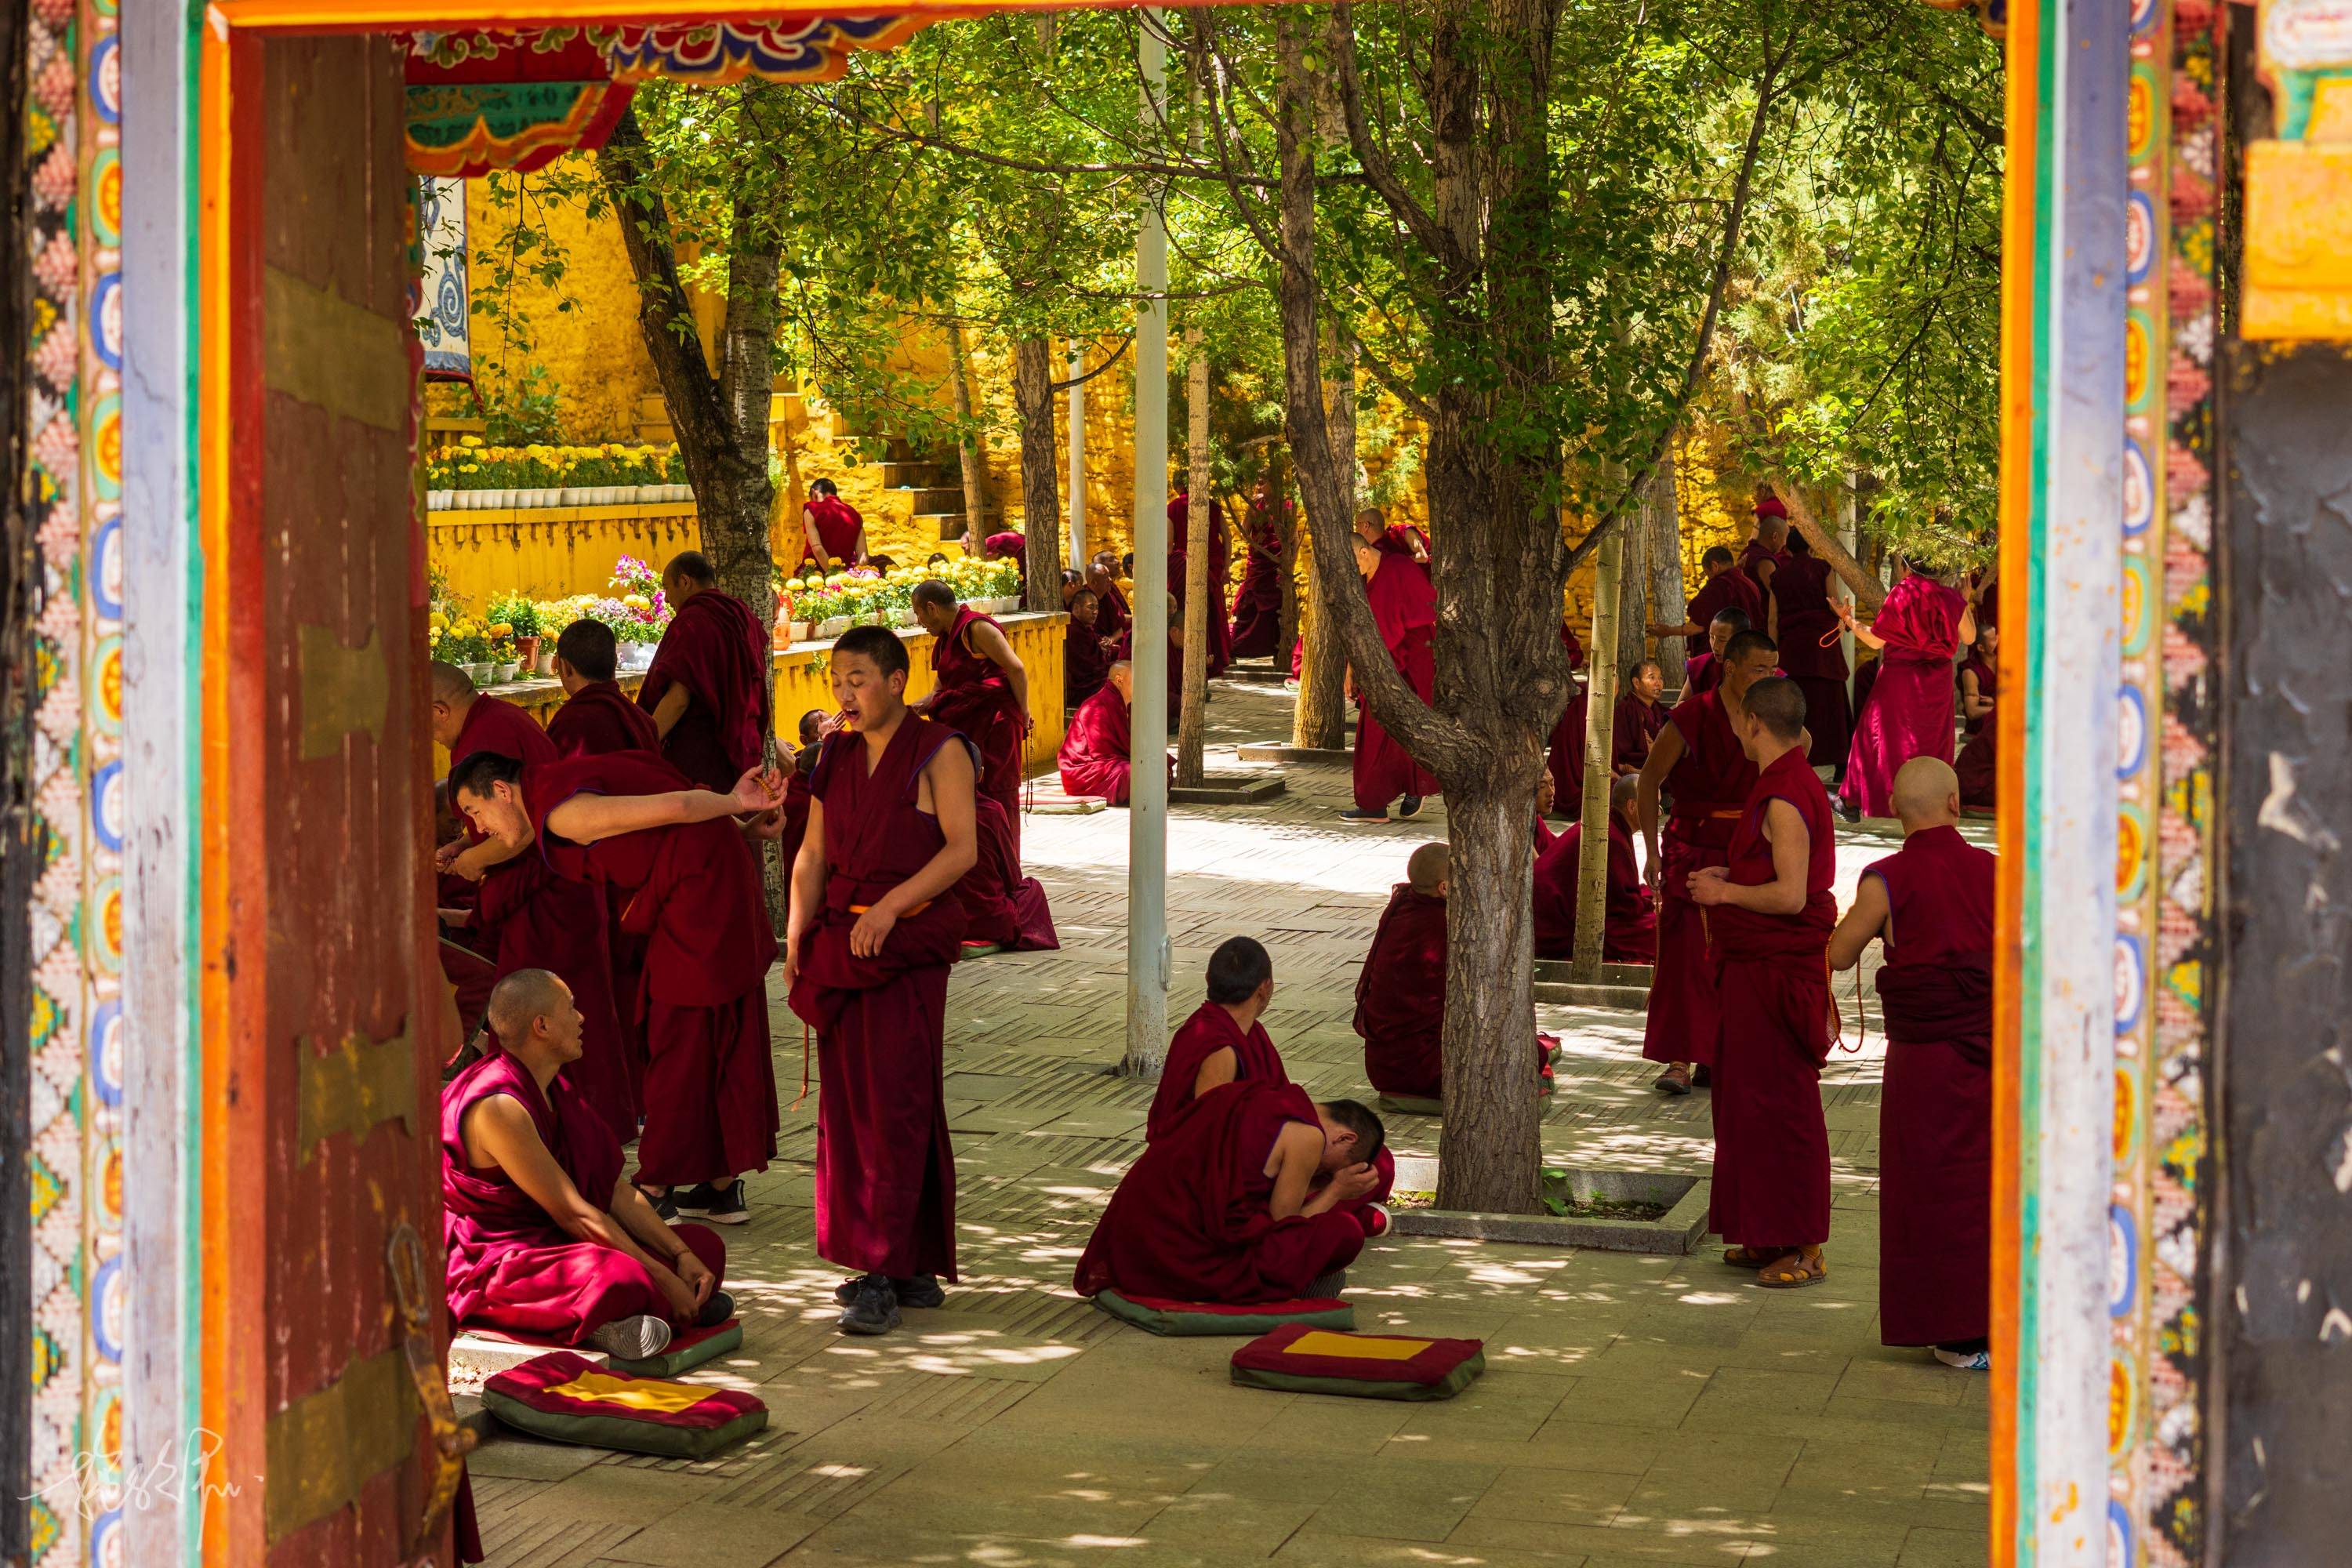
[
  {"x1": 444, "y1": 971, "x2": 732, "y2": 1362},
  {"x1": 1076, "y1": 1080, "x2": 1385, "y2": 1305},
  {"x1": 1831, "y1": 757, "x2": 1995, "y2": 1368},
  {"x1": 786, "y1": 626, "x2": 980, "y2": 1336},
  {"x1": 1688, "y1": 677, "x2": 1838, "y2": 1288}
]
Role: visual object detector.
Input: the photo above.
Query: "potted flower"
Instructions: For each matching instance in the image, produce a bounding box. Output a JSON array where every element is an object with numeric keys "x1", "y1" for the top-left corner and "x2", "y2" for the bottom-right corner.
[{"x1": 490, "y1": 593, "x2": 544, "y2": 671}]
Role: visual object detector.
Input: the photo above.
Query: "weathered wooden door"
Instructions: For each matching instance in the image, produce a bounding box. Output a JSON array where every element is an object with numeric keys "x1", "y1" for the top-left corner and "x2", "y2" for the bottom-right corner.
[{"x1": 204, "y1": 33, "x2": 460, "y2": 1566}]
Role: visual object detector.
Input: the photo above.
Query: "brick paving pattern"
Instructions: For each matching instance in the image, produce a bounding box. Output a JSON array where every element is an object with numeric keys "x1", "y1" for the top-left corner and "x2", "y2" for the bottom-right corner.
[{"x1": 470, "y1": 681, "x2": 1991, "y2": 1567}]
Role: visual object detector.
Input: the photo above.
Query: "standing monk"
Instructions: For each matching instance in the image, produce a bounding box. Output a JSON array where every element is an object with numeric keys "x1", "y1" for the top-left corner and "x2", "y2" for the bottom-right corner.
[
  {"x1": 1830, "y1": 757, "x2": 1994, "y2": 1367},
  {"x1": 1739, "y1": 495, "x2": 1790, "y2": 601},
  {"x1": 799, "y1": 477, "x2": 867, "y2": 573},
  {"x1": 546, "y1": 619, "x2": 659, "y2": 757},
  {"x1": 1342, "y1": 532, "x2": 1439, "y2": 823},
  {"x1": 1682, "y1": 608, "x2": 1751, "y2": 696},
  {"x1": 911, "y1": 579, "x2": 1029, "y2": 855},
  {"x1": 433, "y1": 662, "x2": 637, "y2": 1141},
  {"x1": 1636, "y1": 630, "x2": 1780, "y2": 1095},
  {"x1": 1167, "y1": 486, "x2": 1232, "y2": 679},
  {"x1": 448, "y1": 748, "x2": 782, "y2": 1227},
  {"x1": 784, "y1": 626, "x2": 980, "y2": 1336},
  {"x1": 1650, "y1": 546, "x2": 1764, "y2": 667},
  {"x1": 1837, "y1": 565, "x2": 1973, "y2": 819},
  {"x1": 1688, "y1": 676, "x2": 1838, "y2": 1289},
  {"x1": 1229, "y1": 480, "x2": 1290, "y2": 659},
  {"x1": 1955, "y1": 623, "x2": 1998, "y2": 811},
  {"x1": 638, "y1": 550, "x2": 773, "y2": 793},
  {"x1": 1353, "y1": 504, "x2": 1430, "y2": 564},
  {"x1": 1769, "y1": 534, "x2": 1853, "y2": 775}
]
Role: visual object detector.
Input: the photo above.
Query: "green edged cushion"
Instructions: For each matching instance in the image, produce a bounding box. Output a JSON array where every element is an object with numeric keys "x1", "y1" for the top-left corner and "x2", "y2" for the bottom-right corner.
[
  {"x1": 1090, "y1": 1288, "x2": 1354, "y2": 1337},
  {"x1": 481, "y1": 1351, "x2": 768, "y2": 1457},
  {"x1": 1229, "y1": 1323, "x2": 1486, "y2": 1401}
]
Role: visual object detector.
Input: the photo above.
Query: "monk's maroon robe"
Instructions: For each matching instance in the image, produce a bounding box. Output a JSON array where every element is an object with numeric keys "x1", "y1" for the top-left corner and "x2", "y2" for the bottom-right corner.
[
  {"x1": 1546, "y1": 690, "x2": 1664, "y2": 820},
  {"x1": 957, "y1": 793, "x2": 1059, "y2": 952},
  {"x1": 1770, "y1": 554, "x2": 1853, "y2": 771},
  {"x1": 1955, "y1": 650, "x2": 1997, "y2": 809},
  {"x1": 1738, "y1": 537, "x2": 1788, "y2": 600},
  {"x1": 524, "y1": 752, "x2": 779, "y2": 1187},
  {"x1": 1064, "y1": 617, "x2": 1113, "y2": 706},
  {"x1": 927, "y1": 604, "x2": 1027, "y2": 851},
  {"x1": 442, "y1": 1048, "x2": 726, "y2": 1345},
  {"x1": 1867, "y1": 825, "x2": 1994, "y2": 1345},
  {"x1": 1354, "y1": 885, "x2": 1450, "y2": 1098},
  {"x1": 1353, "y1": 554, "x2": 1439, "y2": 812},
  {"x1": 546, "y1": 680, "x2": 659, "y2": 759},
  {"x1": 1682, "y1": 569, "x2": 1764, "y2": 665},
  {"x1": 1059, "y1": 684, "x2": 1140, "y2": 804},
  {"x1": 788, "y1": 718, "x2": 970, "y2": 1280},
  {"x1": 1641, "y1": 690, "x2": 1758, "y2": 1068},
  {"x1": 1094, "y1": 582, "x2": 1132, "y2": 648},
  {"x1": 1840, "y1": 576, "x2": 1965, "y2": 818},
  {"x1": 451, "y1": 699, "x2": 637, "y2": 1139},
  {"x1": 442, "y1": 695, "x2": 561, "y2": 953},
  {"x1": 800, "y1": 494, "x2": 864, "y2": 570},
  {"x1": 1074, "y1": 1081, "x2": 1363, "y2": 1304},
  {"x1": 1229, "y1": 500, "x2": 1287, "y2": 659},
  {"x1": 1707, "y1": 746, "x2": 1838, "y2": 1248},
  {"x1": 1683, "y1": 652, "x2": 1722, "y2": 695},
  {"x1": 1167, "y1": 493, "x2": 1232, "y2": 677},
  {"x1": 1532, "y1": 818, "x2": 1657, "y2": 964},
  {"x1": 440, "y1": 938, "x2": 498, "y2": 1042},
  {"x1": 638, "y1": 589, "x2": 771, "y2": 793}
]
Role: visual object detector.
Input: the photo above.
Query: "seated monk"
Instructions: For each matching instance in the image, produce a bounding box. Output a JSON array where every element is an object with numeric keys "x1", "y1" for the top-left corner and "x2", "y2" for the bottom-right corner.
[
  {"x1": 1534, "y1": 774, "x2": 1658, "y2": 964},
  {"x1": 1074, "y1": 1080, "x2": 1384, "y2": 1305},
  {"x1": 1830, "y1": 757, "x2": 1995, "y2": 1369},
  {"x1": 1954, "y1": 623, "x2": 1997, "y2": 812},
  {"x1": 956, "y1": 792, "x2": 1059, "y2": 952},
  {"x1": 1064, "y1": 589, "x2": 1114, "y2": 707},
  {"x1": 443, "y1": 971, "x2": 731, "y2": 1360},
  {"x1": 1354, "y1": 844, "x2": 1555, "y2": 1102},
  {"x1": 1059, "y1": 661, "x2": 1169, "y2": 805}
]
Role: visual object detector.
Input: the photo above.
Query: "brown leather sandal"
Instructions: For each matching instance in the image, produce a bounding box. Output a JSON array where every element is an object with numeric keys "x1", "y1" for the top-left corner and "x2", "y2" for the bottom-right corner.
[
  {"x1": 1755, "y1": 1250, "x2": 1829, "y2": 1289},
  {"x1": 1722, "y1": 1246, "x2": 1797, "y2": 1270},
  {"x1": 1654, "y1": 1065, "x2": 1693, "y2": 1096}
]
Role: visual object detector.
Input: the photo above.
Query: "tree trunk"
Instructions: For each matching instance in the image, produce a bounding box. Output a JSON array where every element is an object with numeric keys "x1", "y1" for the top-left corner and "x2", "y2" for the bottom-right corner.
[
  {"x1": 1573, "y1": 527, "x2": 1623, "y2": 980},
  {"x1": 949, "y1": 322, "x2": 990, "y2": 542},
  {"x1": 1614, "y1": 507, "x2": 1649, "y2": 675},
  {"x1": 1013, "y1": 334, "x2": 1061, "y2": 611},
  {"x1": 1290, "y1": 321, "x2": 1352, "y2": 750},
  {"x1": 1272, "y1": 449, "x2": 1301, "y2": 664},
  {"x1": 1177, "y1": 336, "x2": 1212, "y2": 784},
  {"x1": 1769, "y1": 474, "x2": 1885, "y2": 613},
  {"x1": 1644, "y1": 442, "x2": 1686, "y2": 659}
]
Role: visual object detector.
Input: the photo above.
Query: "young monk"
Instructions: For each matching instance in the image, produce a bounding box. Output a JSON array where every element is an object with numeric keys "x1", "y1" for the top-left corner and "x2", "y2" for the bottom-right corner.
[
  {"x1": 1544, "y1": 659, "x2": 1668, "y2": 818},
  {"x1": 1955, "y1": 623, "x2": 1998, "y2": 811},
  {"x1": 442, "y1": 971, "x2": 731, "y2": 1360},
  {"x1": 637, "y1": 550, "x2": 772, "y2": 793},
  {"x1": 912, "y1": 579, "x2": 1030, "y2": 851},
  {"x1": 1637, "y1": 629, "x2": 1781, "y2": 1095},
  {"x1": 1689, "y1": 675, "x2": 1838, "y2": 1289},
  {"x1": 1650, "y1": 544, "x2": 1764, "y2": 666},
  {"x1": 1837, "y1": 564, "x2": 1973, "y2": 818},
  {"x1": 546, "y1": 619, "x2": 659, "y2": 758},
  {"x1": 1342, "y1": 532, "x2": 1439, "y2": 823},
  {"x1": 783, "y1": 626, "x2": 979, "y2": 1336},
  {"x1": 1059, "y1": 661, "x2": 1156, "y2": 805},
  {"x1": 1074, "y1": 1080, "x2": 1385, "y2": 1305},
  {"x1": 1770, "y1": 533, "x2": 1853, "y2": 774},
  {"x1": 432, "y1": 662, "x2": 637, "y2": 1141},
  {"x1": 1167, "y1": 485, "x2": 1232, "y2": 679},
  {"x1": 448, "y1": 747, "x2": 782, "y2": 1227},
  {"x1": 1682, "y1": 607, "x2": 1751, "y2": 696},
  {"x1": 1830, "y1": 757, "x2": 1994, "y2": 1366},
  {"x1": 1064, "y1": 590, "x2": 1113, "y2": 707},
  {"x1": 1229, "y1": 480, "x2": 1290, "y2": 659},
  {"x1": 1533, "y1": 774, "x2": 1657, "y2": 964}
]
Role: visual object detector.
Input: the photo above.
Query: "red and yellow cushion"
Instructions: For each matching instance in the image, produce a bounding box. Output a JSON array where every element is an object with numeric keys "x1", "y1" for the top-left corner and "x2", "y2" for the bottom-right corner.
[
  {"x1": 1090, "y1": 1288, "x2": 1354, "y2": 1337},
  {"x1": 465, "y1": 1317, "x2": 742, "y2": 1378},
  {"x1": 481, "y1": 1351, "x2": 768, "y2": 1457},
  {"x1": 1229, "y1": 1324, "x2": 1486, "y2": 1400}
]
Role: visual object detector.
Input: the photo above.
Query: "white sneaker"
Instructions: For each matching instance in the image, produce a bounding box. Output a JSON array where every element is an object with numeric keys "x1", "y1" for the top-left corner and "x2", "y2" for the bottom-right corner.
[
  {"x1": 1933, "y1": 1346, "x2": 1991, "y2": 1371},
  {"x1": 590, "y1": 1313, "x2": 673, "y2": 1361}
]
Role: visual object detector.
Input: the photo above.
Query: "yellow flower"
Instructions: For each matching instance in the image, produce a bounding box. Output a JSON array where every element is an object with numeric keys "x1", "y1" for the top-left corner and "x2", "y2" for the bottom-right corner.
[
  {"x1": 430, "y1": 612, "x2": 449, "y2": 632},
  {"x1": 459, "y1": 434, "x2": 482, "y2": 448},
  {"x1": 487, "y1": 622, "x2": 512, "y2": 638}
]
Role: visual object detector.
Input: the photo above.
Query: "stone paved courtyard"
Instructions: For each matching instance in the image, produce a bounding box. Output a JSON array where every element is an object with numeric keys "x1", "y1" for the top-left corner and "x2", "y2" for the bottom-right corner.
[{"x1": 468, "y1": 680, "x2": 1993, "y2": 1568}]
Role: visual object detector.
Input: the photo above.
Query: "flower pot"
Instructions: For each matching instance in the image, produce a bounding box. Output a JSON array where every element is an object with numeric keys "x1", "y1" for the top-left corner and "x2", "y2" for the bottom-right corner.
[
  {"x1": 494, "y1": 661, "x2": 520, "y2": 684},
  {"x1": 557, "y1": 488, "x2": 587, "y2": 507},
  {"x1": 790, "y1": 621, "x2": 813, "y2": 643},
  {"x1": 533, "y1": 651, "x2": 556, "y2": 676},
  {"x1": 463, "y1": 662, "x2": 491, "y2": 685},
  {"x1": 816, "y1": 616, "x2": 851, "y2": 640},
  {"x1": 426, "y1": 488, "x2": 453, "y2": 510},
  {"x1": 593, "y1": 486, "x2": 619, "y2": 506}
]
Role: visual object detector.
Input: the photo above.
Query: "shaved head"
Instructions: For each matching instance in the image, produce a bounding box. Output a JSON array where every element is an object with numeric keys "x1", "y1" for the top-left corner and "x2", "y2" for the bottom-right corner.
[
  {"x1": 1743, "y1": 676, "x2": 1807, "y2": 741},
  {"x1": 1610, "y1": 772, "x2": 1640, "y2": 811},
  {"x1": 487, "y1": 968, "x2": 568, "y2": 1045},
  {"x1": 430, "y1": 660, "x2": 476, "y2": 704},
  {"x1": 1353, "y1": 506, "x2": 1386, "y2": 539},
  {"x1": 911, "y1": 579, "x2": 957, "y2": 611},
  {"x1": 1406, "y1": 841, "x2": 1450, "y2": 895},
  {"x1": 1892, "y1": 757, "x2": 1962, "y2": 829}
]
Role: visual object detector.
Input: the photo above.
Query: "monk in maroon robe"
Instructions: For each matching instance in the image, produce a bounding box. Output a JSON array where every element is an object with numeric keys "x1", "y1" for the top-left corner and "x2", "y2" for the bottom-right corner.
[
  {"x1": 784, "y1": 626, "x2": 979, "y2": 1335},
  {"x1": 912, "y1": 580, "x2": 1030, "y2": 853},
  {"x1": 1168, "y1": 489, "x2": 1233, "y2": 678},
  {"x1": 440, "y1": 938, "x2": 498, "y2": 1045},
  {"x1": 1075, "y1": 1080, "x2": 1382, "y2": 1305},
  {"x1": 546, "y1": 619, "x2": 660, "y2": 759},
  {"x1": 1087, "y1": 557, "x2": 1132, "y2": 648},
  {"x1": 1533, "y1": 775, "x2": 1657, "y2": 964},
  {"x1": 1635, "y1": 630, "x2": 1777, "y2": 1094},
  {"x1": 1064, "y1": 590, "x2": 1115, "y2": 706},
  {"x1": 1345, "y1": 533, "x2": 1439, "y2": 820},
  {"x1": 1771, "y1": 534, "x2": 1853, "y2": 773},
  {"x1": 1545, "y1": 659, "x2": 1668, "y2": 815},
  {"x1": 1737, "y1": 501, "x2": 1790, "y2": 601},
  {"x1": 1229, "y1": 482, "x2": 1289, "y2": 659},
  {"x1": 639, "y1": 550, "x2": 773, "y2": 793},
  {"x1": 1955, "y1": 624, "x2": 1998, "y2": 811},
  {"x1": 448, "y1": 746, "x2": 782, "y2": 1227},
  {"x1": 1060, "y1": 662, "x2": 1159, "y2": 804},
  {"x1": 433, "y1": 663, "x2": 637, "y2": 1141},
  {"x1": 799, "y1": 477, "x2": 866, "y2": 572},
  {"x1": 957, "y1": 793, "x2": 1059, "y2": 953},
  {"x1": 1689, "y1": 676, "x2": 1838, "y2": 1288},
  {"x1": 1354, "y1": 504, "x2": 1431, "y2": 565},
  {"x1": 1838, "y1": 570, "x2": 1973, "y2": 818},
  {"x1": 443, "y1": 971, "x2": 730, "y2": 1359},
  {"x1": 1831, "y1": 757, "x2": 1994, "y2": 1364},
  {"x1": 1650, "y1": 545, "x2": 1764, "y2": 666}
]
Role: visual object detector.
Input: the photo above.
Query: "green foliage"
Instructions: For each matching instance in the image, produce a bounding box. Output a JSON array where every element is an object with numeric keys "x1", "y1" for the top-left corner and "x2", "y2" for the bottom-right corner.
[{"x1": 486, "y1": 593, "x2": 542, "y2": 639}]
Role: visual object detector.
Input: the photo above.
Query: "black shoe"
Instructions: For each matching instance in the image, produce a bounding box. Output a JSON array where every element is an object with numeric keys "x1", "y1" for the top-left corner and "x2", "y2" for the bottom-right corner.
[
  {"x1": 1340, "y1": 808, "x2": 1390, "y2": 823},
  {"x1": 1396, "y1": 796, "x2": 1425, "y2": 820},
  {"x1": 638, "y1": 1185, "x2": 681, "y2": 1223},
  {"x1": 833, "y1": 1274, "x2": 946, "y2": 1309},
  {"x1": 695, "y1": 1290, "x2": 736, "y2": 1329},
  {"x1": 677, "y1": 1180, "x2": 749, "y2": 1225},
  {"x1": 837, "y1": 1274, "x2": 901, "y2": 1336}
]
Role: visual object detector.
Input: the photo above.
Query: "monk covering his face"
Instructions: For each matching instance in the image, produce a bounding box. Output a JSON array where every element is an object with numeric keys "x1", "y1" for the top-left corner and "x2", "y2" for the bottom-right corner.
[
  {"x1": 1829, "y1": 757, "x2": 1996, "y2": 1367},
  {"x1": 442, "y1": 970, "x2": 733, "y2": 1361}
]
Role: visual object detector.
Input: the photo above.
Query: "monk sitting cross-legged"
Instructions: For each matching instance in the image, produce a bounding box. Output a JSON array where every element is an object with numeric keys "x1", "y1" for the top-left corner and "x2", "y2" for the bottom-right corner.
[
  {"x1": 1075, "y1": 1081, "x2": 1385, "y2": 1305},
  {"x1": 784, "y1": 626, "x2": 980, "y2": 1338},
  {"x1": 1533, "y1": 774, "x2": 1657, "y2": 964},
  {"x1": 1830, "y1": 757, "x2": 1995, "y2": 1368},
  {"x1": 1058, "y1": 661, "x2": 1168, "y2": 806},
  {"x1": 443, "y1": 970, "x2": 733, "y2": 1362},
  {"x1": 1687, "y1": 676, "x2": 1839, "y2": 1290}
]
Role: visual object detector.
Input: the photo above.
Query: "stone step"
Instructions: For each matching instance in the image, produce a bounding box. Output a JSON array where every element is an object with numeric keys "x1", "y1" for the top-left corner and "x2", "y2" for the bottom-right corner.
[
  {"x1": 880, "y1": 461, "x2": 956, "y2": 491},
  {"x1": 1024, "y1": 786, "x2": 1109, "y2": 814},
  {"x1": 1237, "y1": 742, "x2": 1351, "y2": 764},
  {"x1": 906, "y1": 485, "x2": 967, "y2": 513},
  {"x1": 1168, "y1": 771, "x2": 1287, "y2": 805},
  {"x1": 1221, "y1": 662, "x2": 1291, "y2": 685}
]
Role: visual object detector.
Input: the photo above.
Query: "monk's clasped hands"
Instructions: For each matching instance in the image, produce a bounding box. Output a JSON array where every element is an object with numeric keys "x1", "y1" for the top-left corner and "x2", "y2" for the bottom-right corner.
[{"x1": 1686, "y1": 866, "x2": 1733, "y2": 906}]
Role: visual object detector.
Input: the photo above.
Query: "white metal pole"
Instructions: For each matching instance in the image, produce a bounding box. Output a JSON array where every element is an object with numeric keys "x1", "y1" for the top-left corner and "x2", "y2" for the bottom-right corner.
[
  {"x1": 1125, "y1": 12, "x2": 1171, "y2": 1076},
  {"x1": 1068, "y1": 344, "x2": 1087, "y2": 569}
]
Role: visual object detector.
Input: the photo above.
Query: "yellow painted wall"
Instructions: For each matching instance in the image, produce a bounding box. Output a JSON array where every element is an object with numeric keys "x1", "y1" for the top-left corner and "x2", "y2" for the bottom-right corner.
[{"x1": 430, "y1": 503, "x2": 702, "y2": 608}]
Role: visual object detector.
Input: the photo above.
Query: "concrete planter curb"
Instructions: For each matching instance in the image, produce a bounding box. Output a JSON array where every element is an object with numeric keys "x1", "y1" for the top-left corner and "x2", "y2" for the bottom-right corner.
[{"x1": 1383, "y1": 1156, "x2": 1711, "y2": 1254}]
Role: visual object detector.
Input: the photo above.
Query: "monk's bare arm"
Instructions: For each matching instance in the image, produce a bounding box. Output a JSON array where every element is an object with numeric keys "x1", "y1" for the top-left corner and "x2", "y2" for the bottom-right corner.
[
  {"x1": 648, "y1": 683, "x2": 691, "y2": 741},
  {"x1": 1962, "y1": 670, "x2": 1993, "y2": 720},
  {"x1": 1265, "y1": 1123, "x2": 1324, "y2": 1220},
  {"x1": 781, "y1": 797, "x2": 827, "y2": 984},
  {"x1": 547, "y1": 766, "x2": 781, "y2": 844},
  {"x1": 1191, "y1": 1047, "x2": 1238, "y2": 1102},
  {"x1": 1636, "y1": 724, "x2": 1683, "y2": 884},
  {"x1": 468, "y1": 1098, "x2": 690, "y2": 1301},
  {"x1": 450, "y1": 834, "x2": 527, "y2": 881},
  {"x1": 1690, "y1": 798, "x2": 1811, "y2": 915},
  {"x1": 971, "y1": 619, "x2": 1029, "y2": 728},
  {"x1": 1956, "y1": 607, "x2": 1978, "y2": 648},
  {"x1": 1647, "y1": 618, "x2": 1701, "y2": 639},
  {"x1": 1828, "y1": 873, "x2": 1890, "y2": 972},
  {"x1": 898, "y1": 743, "x2": 981, "y2": 908}
]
